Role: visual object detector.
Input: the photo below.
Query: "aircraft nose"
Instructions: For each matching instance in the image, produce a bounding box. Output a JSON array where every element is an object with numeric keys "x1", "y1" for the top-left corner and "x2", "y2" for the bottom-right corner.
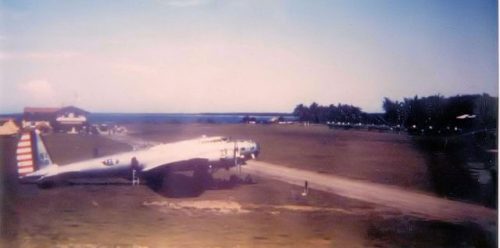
[
  {"x1": 239, "y1": 140, "x2": 260, "y2": 159},
  {"x1": 253, "y1": 142, "x2": 260, "y2": 158}
]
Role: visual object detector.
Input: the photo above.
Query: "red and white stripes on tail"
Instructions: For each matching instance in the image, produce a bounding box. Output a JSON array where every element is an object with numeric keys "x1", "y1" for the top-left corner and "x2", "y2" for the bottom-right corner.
[{"x1": 17, "y1": 132, "x2": 34, "y2": 177}]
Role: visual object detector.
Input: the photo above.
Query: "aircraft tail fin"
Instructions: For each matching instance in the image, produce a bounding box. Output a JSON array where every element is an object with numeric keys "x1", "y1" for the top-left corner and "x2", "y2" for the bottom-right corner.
[{"x1": 16, "y1": 130, "x2": 54, "y2": 178}]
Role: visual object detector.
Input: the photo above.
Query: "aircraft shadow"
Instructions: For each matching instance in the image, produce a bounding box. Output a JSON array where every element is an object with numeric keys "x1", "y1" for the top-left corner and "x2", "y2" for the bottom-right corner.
[
  {"x1": 150, "y1": 173, "x2": 256, "y2": 198},
  {"x1": 34, "y1": 173, "x2": 256, "y2": 198},
  {"x1": 66, "y1": 181, "x2": 133, "y2": 186}
]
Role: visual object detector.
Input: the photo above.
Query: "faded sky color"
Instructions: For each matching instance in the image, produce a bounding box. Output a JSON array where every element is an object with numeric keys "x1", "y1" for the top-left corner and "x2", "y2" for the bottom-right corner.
[{"x1": 0, "y1": 0, "x2": 497, "y2": 113}]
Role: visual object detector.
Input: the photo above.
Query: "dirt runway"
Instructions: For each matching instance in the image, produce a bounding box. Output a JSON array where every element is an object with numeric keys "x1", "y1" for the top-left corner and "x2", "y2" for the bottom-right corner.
[{"x1": 244, "y1": 160, "x2": 496, "y2": 231}]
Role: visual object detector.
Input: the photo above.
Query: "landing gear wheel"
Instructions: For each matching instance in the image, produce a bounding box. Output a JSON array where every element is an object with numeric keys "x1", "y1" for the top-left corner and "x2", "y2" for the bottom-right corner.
[
  {"x1": 145, "y1": 169, "x2": 169, "y2": 192},
  {"x1": 194, "y1": 166, "x2": 213, "y2": 189}
]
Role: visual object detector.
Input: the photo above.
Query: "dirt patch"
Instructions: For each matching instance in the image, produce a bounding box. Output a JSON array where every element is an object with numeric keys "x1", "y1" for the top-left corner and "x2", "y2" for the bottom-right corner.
[
  {"x1": 143, "y1": 199, "x2": 361, "y2": 216},
  {"x1": 143, "y1": 200, "x2": 251, "y2": 214}
]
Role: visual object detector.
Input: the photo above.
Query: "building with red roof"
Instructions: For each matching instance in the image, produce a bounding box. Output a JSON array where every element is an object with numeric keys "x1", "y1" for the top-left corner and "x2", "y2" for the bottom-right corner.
[{"x1": 22, "y1": 106, "x2": 90, "y2": 133}]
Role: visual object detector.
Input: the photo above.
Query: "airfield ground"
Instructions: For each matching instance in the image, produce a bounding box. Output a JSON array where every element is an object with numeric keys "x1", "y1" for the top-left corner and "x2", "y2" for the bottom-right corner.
[{"x1": 0, "y1": 124, "x2": 496, "y2": 247}]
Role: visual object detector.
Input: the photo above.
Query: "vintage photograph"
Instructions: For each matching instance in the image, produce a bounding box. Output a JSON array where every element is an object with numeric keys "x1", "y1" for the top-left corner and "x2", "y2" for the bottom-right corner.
[{"x1": 0, "y1": 0, "x2": 498, "y2": 247}]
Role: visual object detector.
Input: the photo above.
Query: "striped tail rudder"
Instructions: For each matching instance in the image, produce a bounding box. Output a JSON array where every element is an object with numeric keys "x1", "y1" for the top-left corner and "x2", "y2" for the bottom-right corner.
[
  {"x1": 16, "y1": 132, "x2": 35, "y2": 177},
  {"x1": 16, "y1": 130, "x2": 54, "y2": 178}
]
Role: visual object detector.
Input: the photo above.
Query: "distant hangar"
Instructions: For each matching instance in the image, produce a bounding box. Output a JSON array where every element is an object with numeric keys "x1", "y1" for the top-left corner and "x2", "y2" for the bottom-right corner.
[{"x1": 22, "y1": 106, "x2": 89, "y2": 134}]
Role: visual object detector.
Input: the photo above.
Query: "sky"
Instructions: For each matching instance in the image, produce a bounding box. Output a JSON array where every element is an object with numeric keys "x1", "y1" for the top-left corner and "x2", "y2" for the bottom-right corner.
[{"x1": 0, "y1": 0, "x2": 497, "y2": 113}]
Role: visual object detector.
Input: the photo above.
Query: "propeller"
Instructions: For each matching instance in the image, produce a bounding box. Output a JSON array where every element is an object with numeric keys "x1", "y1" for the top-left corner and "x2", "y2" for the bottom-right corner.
[
  {"x1": 250, "y1": 142, "x2": 259, "y2": 160},
  {"x1": 233, "y1": 141, "x2": 241, "y2": 175}
]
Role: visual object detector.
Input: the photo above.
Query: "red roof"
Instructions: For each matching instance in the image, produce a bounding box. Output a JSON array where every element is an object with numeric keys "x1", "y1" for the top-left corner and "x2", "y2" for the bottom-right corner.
[
  {"x1": 23, "y1": 106, "x2": 89, "y2": 114},
  {"x1": 24, "y1": 107, "x2": 60, "y2": 113}
]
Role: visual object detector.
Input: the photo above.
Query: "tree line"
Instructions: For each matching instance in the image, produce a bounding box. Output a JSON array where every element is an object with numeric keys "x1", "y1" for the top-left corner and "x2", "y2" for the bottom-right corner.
[
  {"x1": 292, "y1": 103, "x2": 385, "y2": 125},
  {"x1": 292, "y1": 93, "x2": 497, "y2": 135},
  {"x1": 382, "y1": 94, "x2": 497, "y2": 134}
]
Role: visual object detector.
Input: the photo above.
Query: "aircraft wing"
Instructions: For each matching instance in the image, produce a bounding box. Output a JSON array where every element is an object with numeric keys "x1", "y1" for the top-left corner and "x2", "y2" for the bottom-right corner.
[
  {"x1": 136, "y1": 139, "x2": 235, "y2": 173},
  {"x1": 18, "y1": 132, "x2": 259, "y2": 183}
]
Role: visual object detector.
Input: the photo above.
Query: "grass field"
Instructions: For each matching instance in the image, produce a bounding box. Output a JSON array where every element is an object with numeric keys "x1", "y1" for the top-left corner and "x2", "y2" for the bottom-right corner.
[{"x1": 0, "y1": 124, "x2": 494, "y2": 247}]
